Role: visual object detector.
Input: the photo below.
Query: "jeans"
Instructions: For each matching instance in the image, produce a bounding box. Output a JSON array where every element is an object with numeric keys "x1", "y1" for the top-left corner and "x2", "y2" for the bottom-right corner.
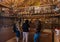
[{"x1": 34, "y1": 32, "x2": 40, "y2": 42}]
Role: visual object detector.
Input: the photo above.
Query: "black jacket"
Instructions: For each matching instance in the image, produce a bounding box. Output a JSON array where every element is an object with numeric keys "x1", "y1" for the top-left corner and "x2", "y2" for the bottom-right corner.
[{"x1": 22, "y1": 23, "x2": 30, "y2": 32}]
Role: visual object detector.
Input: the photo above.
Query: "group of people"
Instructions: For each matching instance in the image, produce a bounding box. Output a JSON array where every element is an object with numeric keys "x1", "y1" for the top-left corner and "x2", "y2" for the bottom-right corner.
[{"x1": 13, "y1": 19, "x2": 42, "y2": 42}]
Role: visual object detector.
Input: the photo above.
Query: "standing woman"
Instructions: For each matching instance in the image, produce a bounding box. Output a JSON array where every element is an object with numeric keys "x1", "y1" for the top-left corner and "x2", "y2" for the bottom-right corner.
[
  {"x1": 22, "y1": 20, "x2": 30, "y2": 42},
  {"x1": 13, "y1": 19, "x2": 20, "y2": 42},
  {"x1": 34, "y1": 19, "x2": 42, "y2": 42}
]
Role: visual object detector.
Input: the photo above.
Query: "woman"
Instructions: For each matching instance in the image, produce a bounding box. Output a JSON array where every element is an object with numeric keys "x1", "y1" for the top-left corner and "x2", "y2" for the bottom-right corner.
[
  {"x1": 22, "y1": 20, "x2": 30, "y2": 42},
  {"x1": 13, "y1": 19, "x2": 20, "y2": 42}
]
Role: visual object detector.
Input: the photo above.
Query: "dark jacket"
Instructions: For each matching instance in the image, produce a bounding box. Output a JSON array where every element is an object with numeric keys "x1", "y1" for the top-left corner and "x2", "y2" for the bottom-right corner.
[
  {"x1": 13, "y1": 24, "x2": 17, "y2": 32},
  {"x1": 13, "y1": 23, "x2": 20, "y2": 37},
  {"x1": 16, "y1": 29, "x2": 20, "y2": 37},
  {"x1": 22, "y1": 23, "x2": 30, "y2": 32},
  {"x1": 36, "y1": 20, "x2": 41, "y2": 33}
]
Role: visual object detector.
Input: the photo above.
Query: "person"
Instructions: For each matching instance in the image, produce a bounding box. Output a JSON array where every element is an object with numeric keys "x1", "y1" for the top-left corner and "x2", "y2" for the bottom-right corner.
[
  {"x1": 54, "y1": 26, "x2": 60, "y2": 42},
  {"x1": 34, "y1": 19, "x2": 41, "y2": 42},
  {"x1": 15, "y1": 28, "x2": 20, "y2": 42},
  {"x1": 22, "y1": 20, "x2": 30, "y2": 42},
  {"x1": 13, "y1": 23, "x2": 17, "y2": 33},
  {"x1": 13, "y1": 19, "x2": 20, "y2": 42}
]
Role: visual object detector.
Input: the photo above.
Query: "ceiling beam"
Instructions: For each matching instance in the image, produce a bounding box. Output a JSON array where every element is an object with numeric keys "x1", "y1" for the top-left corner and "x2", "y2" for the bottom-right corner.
[{"x1": 0, "y1": 4, "x2": 9, "y2": 8}]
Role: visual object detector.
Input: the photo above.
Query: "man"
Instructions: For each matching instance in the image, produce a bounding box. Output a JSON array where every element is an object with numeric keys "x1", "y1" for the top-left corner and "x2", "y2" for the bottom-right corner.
[
  {"x1": 22, "y1": 20, "x2": 30, "y2": 42},
  {"x1": 34, "y1": 19, "x2": 42, "y2": 42}
]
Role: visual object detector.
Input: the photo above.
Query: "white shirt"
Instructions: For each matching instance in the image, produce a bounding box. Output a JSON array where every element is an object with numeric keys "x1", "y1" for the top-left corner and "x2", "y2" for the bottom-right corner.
[{"x1": 55, "y1": 29, "x2": 60, "y2": 36}]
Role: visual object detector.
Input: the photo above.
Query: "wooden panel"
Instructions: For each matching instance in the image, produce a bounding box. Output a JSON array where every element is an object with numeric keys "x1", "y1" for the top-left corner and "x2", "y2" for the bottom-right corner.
[
  {"x1": 0, "y1": 17, "x2": 15, "y2": 42},
  {"x1": 40, "y1": 32, "x2": 52, "y2": 42}
]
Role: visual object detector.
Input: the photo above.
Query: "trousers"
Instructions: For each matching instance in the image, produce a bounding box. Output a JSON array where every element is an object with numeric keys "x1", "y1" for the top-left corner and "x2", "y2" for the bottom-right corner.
[
  {"x1": 23, "y1": 32, "x2": 29, "y2": 42},
  {"x1": 34, "y1": 32, "x2": 40, "y2": 42}
]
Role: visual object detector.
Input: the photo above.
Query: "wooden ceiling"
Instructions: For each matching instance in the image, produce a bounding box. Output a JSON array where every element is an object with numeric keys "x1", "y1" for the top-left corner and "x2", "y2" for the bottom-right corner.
[
  {"x1": 0, "y1": 4, "x2": 7, "y2": 7},
  {"x1": 0, "y1": 0, "x2": 59, "y2": 8},
  {"x1": 0, "y1": 0, "x2": 60, "y2": 18}
]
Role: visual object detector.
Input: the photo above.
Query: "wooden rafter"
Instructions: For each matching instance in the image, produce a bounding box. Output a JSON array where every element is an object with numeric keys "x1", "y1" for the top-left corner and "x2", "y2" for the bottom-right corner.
[
  {"x1": 0, "y1": 0, "x2": 56, "y2": 7},
  {"x1": 0, "y1": 4, "x2": 9, "y2": 8}
]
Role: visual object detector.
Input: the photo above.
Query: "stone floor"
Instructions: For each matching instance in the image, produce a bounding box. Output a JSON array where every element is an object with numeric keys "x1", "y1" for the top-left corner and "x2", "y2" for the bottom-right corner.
[
  {"x1": 0, "y1": 28, "x2": 53, "y2": 42},
  {"x1": 6, "y1": 32, "x2": 52, "y2": 42},
  {"x1": 6, "y1": 37, "x2": 16, "y2": 42}
]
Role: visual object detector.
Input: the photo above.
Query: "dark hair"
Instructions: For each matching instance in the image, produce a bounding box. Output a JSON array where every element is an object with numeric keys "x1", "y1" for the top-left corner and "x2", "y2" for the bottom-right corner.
[{"x1": 25, "y1": 20, "x2": 29, "y2": 23}]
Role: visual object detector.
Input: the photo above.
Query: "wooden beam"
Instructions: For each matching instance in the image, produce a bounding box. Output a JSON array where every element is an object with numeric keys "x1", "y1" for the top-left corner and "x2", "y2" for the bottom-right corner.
[{"x1": 0, "y1": 4, "x2": 9, "y2": 8}]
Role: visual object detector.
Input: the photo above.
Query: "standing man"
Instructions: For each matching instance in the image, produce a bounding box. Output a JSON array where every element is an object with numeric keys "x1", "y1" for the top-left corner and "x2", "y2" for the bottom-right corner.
[
  {"x1": 22, "y1": 20, "x2": 30, "y2": 42},
  {"x1": 34, "y1": 19, "x2": 42, "y2": 42}
]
